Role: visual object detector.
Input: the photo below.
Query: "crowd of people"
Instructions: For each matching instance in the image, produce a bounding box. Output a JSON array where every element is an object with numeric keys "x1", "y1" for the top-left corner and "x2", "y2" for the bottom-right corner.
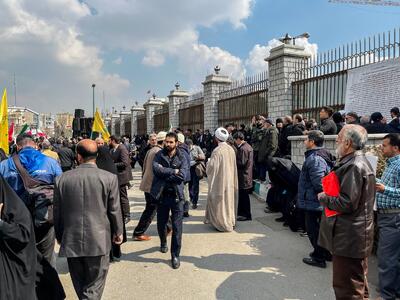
[{"x1": 0, "y1": 105, "x2": 399, "y2": 300}]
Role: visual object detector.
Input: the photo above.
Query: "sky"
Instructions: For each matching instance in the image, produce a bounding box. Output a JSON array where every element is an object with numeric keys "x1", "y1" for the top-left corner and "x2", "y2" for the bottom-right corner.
[{"x1": 0, "y1": 0, "x2": 399, "y2": 115}]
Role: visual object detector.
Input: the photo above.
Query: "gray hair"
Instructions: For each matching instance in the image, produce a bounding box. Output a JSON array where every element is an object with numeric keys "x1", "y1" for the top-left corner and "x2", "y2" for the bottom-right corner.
[
  {"x1": 342, "y1": 124, "x2": 368, "y2": 150},
  {"x1": 149, "y1": 133, "x2": 157, "y2": 139},
  {"x1": 307, "y1": 130, "x2": 324, "y2": 147}
]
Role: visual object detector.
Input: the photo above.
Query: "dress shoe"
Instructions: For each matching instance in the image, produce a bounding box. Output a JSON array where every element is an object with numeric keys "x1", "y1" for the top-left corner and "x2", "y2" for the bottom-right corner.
[
  {"x1": 302, "y1": 257, "x2": 326, "y2": 268},
  {"x1": 309, "y1": 252, "x2": 332, "y2": 262},
  {"x1": 192, "y1": 203, "x2": 198, "y2": 209},
  {"x1": 160, "y1": 245, "x2": 168, "y2": 253},
  {"x1": 124, "y1": 216, "x2": 131, "y2": 224},
  {"x1": 237, "y1": 216, "x2": 251, "y2": 221},
  {"x1": 275, "y1": 216, "x2": 285, "y2": 222},
  {"x1": 171, "y1": 257, "x2": 180, "y2": 269},
  {"x1": 183, "y1": 212, "x2": 190, "y2": 218},
  {"x1": 133, "y1": 235, "x2": 151, "y2": 241}
]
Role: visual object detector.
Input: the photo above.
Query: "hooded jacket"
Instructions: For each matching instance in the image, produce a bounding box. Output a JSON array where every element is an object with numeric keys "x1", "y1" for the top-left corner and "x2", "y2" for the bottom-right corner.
[{"x1": 297, "y1": 148, "x2": 335, "y2": 211}]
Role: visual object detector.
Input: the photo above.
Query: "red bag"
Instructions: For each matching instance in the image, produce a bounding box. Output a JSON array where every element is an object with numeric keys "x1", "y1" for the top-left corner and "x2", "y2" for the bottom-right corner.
[{"x1": 321, "y1": 171, "x2": 341, "y2": 217}]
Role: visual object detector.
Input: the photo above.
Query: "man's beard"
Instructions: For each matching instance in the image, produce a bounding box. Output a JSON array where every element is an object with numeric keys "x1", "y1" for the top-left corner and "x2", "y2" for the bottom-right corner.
[{"x1": 165, "y1": 145, "x2": 176, "y2": 153}]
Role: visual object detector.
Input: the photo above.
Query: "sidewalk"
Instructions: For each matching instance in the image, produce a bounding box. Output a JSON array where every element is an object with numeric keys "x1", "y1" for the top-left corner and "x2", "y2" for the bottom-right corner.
[{"x1": 57, "y1": 168, "x2": 379, "y2": 300}]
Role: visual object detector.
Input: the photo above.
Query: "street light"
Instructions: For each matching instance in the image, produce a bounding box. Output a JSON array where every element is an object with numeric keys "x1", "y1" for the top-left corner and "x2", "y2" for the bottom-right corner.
[{"x1": 92, "y1": 83, "x2": 96, "y2": 117}]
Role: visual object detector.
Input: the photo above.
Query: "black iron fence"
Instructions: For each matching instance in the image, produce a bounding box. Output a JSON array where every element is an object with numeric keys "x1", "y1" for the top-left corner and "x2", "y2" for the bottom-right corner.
[
  {"x1": 137, "y1": 114, "x2": 147, "y2": 136},
  {"x1": 292, "y1": 28, "x2": 400, "y2": 119},
  {"x1": 218, "y1": 71, "x2": 268, "y2": 127},
  {"x1": 179, "y1": 104, "x2": 204, "y2": 131},
  {"x1": 154, "y1": 104, "x2": 170, "y2": 132}
]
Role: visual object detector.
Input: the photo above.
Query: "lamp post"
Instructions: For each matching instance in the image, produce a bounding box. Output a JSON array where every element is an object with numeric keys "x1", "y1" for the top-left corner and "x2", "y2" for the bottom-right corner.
[{"x1": 92, "y1": 83, "x2": 96, "y2": 117}]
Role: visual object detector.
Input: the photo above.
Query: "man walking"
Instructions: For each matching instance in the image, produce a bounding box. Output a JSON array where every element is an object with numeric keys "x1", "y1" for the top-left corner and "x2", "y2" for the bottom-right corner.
[
  {"x1": 109, "y1": 135, "x2": 132, "y2": 224},
  {"x1": 297, "y1": 130, "x2": 334, "y2": 268},
  {"x1": 150, "y1": 132, "x2": 189, "y2": 269},
  {"x1": 54, "y1": 139, "x2": 123, "y2": 300},
  {"x1": 57, "y1": 140, "x2": 76, "y2": 172},
  {"x1": 234, "y1": 132, "x2": 253, "y2": 221},
  {"x1": 186, "y1": 139, "x2": 205, "y2": 209},
  {"x1": 318, "y1": 125, "x2": 375, "y2": 299},
  {"x1": 375, "y1": 133, "x2": 400, "y2": 300},
  {"x1": 132, "y1": 131, "x2": 167, "y2": 241},
  {"x1": 205, "y1": 127, "x2": 238, "y2": 232},
  {"x1": 0, "y1": 133, "x2": 62, "y2": 265}
]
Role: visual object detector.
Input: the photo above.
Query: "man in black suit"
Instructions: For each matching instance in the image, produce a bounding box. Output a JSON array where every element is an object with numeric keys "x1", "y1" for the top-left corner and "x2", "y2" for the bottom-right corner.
[
  {"x1": 109, "y1": 135, "x2": 132, "y2": 224},
  {"x1": 54, "y1": 139, "x2": 123, "y2": 300}
]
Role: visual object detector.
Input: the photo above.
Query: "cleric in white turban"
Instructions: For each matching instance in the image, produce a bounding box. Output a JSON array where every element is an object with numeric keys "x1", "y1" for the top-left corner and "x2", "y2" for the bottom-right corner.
[{"x1": 204, "y1": 127, "x2": 238, "y2": 232}]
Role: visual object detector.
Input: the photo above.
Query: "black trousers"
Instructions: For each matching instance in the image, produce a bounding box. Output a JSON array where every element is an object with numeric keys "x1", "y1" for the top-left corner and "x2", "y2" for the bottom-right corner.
[
  {"x1": 119, "y1": 184, "x2": 130, "y2": 219},
  {"x1": 189, "y1": 167, "x2": 200, "y2": 205},
  {"x1": 304, "y1": 210, "x2": 330, "y2": 262},
  {"x1": 35, "y1": 224, "x2": 56, "y2": 267},
  {"x1": 67, "y1": 254, "x2": 109, "y2": 300},
  {"x1": 238, "y1": 188, "x2": 252, "y2": 219},
  {"x1": 134, "y1": 193, "x2": 158, "y2": 236},
  {"x1": 157, "y1": 195, "x2": 183, "y2": 258}
]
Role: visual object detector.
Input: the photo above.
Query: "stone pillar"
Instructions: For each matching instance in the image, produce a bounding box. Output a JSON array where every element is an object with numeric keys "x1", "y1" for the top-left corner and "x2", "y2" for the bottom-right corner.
[
  {"x1": 131, "y1": 105, "x2": 145, "y2": 136},
  {"x1": 143, "y1": 95, "x2": 165, "y2": 134},
  {"x1": 168, "y1": 83, "x2": 189, "y2": 129},
  {"x1": 202, "y1": 67, "x2": 231, "y2": 131},
  {"x1": 119, "y1": 110, "x2": 130, "y2": 136},
  {"x1": 110, "y1": 113, "x2": 120, "y2": 135},
  {"x1": 266, "y1": 43, "x2": 311, "y2": 120}
]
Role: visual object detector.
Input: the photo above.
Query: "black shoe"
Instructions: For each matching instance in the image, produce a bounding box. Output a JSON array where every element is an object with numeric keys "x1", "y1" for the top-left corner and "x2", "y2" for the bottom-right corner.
[
  {"x1": 160, "y1": 245, "x2": 168, "y2": 253},
  {"x1": 124, "y1": 216, "x2": 131, "y2": 224},
  {"x1": 283, "y1": 222, "x2": 289, "y2": 227},
  {"x1": 192, "y1": 203, "x2": 198, "y2": 209},
  {"x1": 275, "y1": 216, "x2": 285, "y2": 222},
  {"x1": 302, "y1": 257, "x2": 326, "y2": 268},
  {"x1": 171, "y1": 257, "x2": 180, "y2": 269},
  {"x1": 183, "y1": 212, "x2": 190, "y2": 218},
  {"x1": 237, "y1": 216, "x2": 252, "y2": 221},
  {"x1": 309, "y1": 252, "x2": 332, "y2": 262}
]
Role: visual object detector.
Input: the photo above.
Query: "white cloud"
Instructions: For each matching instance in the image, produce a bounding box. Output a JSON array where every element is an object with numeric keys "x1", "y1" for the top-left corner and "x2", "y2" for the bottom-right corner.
[
  {"x1": 0, "y1": 0, "x2": 130, "y2": 113},
  {"x1": 245, "y1": 37, "x2": 318, "y2": 75},
  {"x1": 113, "y1": 57, "x2": 122, "y2": 65},
  {"x1": 142, "y1": 50, "x2": 165, "y2": 67}
]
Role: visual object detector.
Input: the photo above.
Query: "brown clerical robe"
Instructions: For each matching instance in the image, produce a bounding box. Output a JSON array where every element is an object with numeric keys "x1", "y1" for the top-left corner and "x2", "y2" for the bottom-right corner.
[{"x1": 205, "y1": 142, "x2": 238, "y2": 232}]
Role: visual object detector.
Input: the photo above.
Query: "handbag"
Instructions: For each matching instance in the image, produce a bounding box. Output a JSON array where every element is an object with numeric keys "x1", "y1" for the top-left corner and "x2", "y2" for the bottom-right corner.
[{"x1": 195, "y1": 161, "x2": 206, "y2": 179}]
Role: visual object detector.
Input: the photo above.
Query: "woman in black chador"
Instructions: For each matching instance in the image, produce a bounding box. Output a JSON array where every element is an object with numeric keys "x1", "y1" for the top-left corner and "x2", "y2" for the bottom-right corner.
[{"x1": 0, "y1": 175, "x2": 36, "y2": 300}]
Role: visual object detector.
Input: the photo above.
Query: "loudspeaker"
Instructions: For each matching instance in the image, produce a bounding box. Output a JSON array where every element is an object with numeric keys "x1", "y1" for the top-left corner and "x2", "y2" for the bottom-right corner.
[
  {"x1": 85, "y1": 118, "x2": 93, "y2": 133},
  {"x1": 74, "y1": 109, "x2": 85, "y2": 118},
  {"x1": 80, "y1": 118, "x2": 86, "y2": 132},
  {"x1": 72, "y1": 118, "x2": 80, "y2": 131}
]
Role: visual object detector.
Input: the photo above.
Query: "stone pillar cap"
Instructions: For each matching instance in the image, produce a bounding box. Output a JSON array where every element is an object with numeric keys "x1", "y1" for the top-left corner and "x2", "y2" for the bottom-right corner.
[
  {"x1": 265, "y1": 43, "x2": 311, "y2": 62},
  {"x1": 168, "y1": 89, "x2": 189, "y2": 97},
  {"x1": 202, "y1": 74, "x2": 231, "y2": 85}
]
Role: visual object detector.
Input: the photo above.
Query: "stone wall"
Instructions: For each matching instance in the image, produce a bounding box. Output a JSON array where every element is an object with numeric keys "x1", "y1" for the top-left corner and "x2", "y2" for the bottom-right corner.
[{"x1": 289, "y1": 134, "x2": 386, "y2": 168}]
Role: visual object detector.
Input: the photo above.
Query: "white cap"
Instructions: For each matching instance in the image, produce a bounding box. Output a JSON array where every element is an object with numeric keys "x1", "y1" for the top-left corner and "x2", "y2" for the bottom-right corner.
[
  {"x1": 177, "y1": 133, "x2": 185, "y2": 144},
  {"x1": 215, "y1": 127, "x2": 229, "y2": 142},
  {"x1": 156, "y1": 131, "x2": 167, "y2": 142}
]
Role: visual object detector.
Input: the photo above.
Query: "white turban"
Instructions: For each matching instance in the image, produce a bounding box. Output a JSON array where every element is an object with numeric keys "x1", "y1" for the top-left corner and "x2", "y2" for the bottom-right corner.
[{"x1": 215, "y1": 127, "x2": 229, "y2": 142}]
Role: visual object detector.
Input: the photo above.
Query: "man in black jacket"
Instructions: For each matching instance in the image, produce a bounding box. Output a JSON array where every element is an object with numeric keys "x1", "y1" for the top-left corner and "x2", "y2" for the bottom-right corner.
[
  {"x1": 150, "y1": 132, "x2": 189, "y2": 269},
  {"x1": 57, "y1": 140, "x2": 76, "y2": 172},
  {"x1": 319, "y1": 106, "x2": 337, "y2": 135},
  {"x1": 109, "y1": 135, "x2": 132, "y2": 224}
]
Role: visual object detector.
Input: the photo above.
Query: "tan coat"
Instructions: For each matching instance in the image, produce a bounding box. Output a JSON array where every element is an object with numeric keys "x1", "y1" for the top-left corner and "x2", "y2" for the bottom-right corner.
[
  {"x1": 205, "y1": 142, "x2": 238, "y2": 232},
  {"x1": 139, "y1": 145, "x2": 162, "y2": 193}
]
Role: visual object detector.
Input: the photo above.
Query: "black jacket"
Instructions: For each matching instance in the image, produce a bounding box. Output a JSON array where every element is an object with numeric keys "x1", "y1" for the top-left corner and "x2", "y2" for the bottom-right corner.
[
  {"x1": 110, "y1": 144, "x2": 132, "y2": 185},
  {"x1": 319, "y1": 118, "x2": 337, "y2": 135},
  {"x1": 57, "y1": 146, "x2": 75, "y2": 168}
]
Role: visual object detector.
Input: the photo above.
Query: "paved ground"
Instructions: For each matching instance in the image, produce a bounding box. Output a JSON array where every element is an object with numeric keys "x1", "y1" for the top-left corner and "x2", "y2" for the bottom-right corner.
[{"x1": 58, "y1": 167, "x2": 379, "y2": 300}]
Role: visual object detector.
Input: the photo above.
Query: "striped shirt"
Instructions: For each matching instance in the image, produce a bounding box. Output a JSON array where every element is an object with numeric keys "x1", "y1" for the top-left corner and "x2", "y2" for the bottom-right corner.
[{"x1": 376, "y1": 154, "x2": 400, "y2": 209}]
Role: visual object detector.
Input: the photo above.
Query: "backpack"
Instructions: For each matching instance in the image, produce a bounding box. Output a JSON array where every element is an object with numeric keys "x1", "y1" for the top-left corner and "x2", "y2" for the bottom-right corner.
[{"x1": 12, "y1": 155, "x2": 55, "y2": 228}]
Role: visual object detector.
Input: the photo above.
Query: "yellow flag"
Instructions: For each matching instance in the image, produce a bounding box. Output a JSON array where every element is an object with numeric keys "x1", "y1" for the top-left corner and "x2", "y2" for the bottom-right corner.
[
  {"x1": 92, "y1": 109, "x2": 110, "y2": 142},
  {"x1": 0, "y1": 89, "x2": 8, "y2": 154}
]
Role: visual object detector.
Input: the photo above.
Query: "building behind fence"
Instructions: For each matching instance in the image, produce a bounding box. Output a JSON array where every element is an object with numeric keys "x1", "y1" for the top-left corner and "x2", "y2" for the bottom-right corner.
[{"x1": 106, "y1": 28, "x2": 400, "y2": 137}]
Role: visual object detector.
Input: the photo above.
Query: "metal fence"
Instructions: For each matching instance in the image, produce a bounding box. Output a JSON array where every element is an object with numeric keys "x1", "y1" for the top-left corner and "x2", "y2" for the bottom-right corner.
[
  {"x1": 114, "y1": 119, "x2": 121, "y2": 137},
  {"x1": 137, "y1": 114, "x2": 147, "y2": 136},
  {"x1": 292, "y1": 28, "x2": 400, "y2": 120},
  {"x1": 124, "y1": 119, "x2": 131, "y2": 137},
  {"x1": 218, "y1": 71, "x2": 268, "y2": 127},
  {"x1": 179, "y1": 104, "x2": 204, "y2": 131},
  {"x1": 154, "y1": 104, "x2": 170, "y2": 132}
]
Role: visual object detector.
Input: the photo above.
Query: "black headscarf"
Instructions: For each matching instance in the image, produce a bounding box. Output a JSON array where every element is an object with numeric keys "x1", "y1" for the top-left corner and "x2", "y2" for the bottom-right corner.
[{"x1": 0, "y1": 175, "x2": 36, "y2": 300}]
